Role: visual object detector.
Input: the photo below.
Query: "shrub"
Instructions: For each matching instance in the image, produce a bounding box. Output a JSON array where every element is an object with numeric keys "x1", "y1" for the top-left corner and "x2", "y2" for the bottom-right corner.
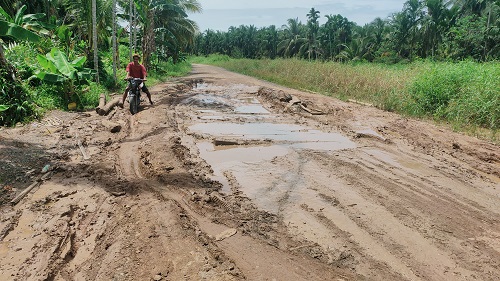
[
  {"x1": 0, "y1": 69, "x2": 37, "y2": 126},
  {"x1": 405, "y1": 61, "x2": 499, "y2": 130}
]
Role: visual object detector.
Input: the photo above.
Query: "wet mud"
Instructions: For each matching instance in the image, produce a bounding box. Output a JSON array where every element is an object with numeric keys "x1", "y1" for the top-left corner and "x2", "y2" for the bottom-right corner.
[{"x1": 0, "y1": 64, "x2": 499, "y2": 281}]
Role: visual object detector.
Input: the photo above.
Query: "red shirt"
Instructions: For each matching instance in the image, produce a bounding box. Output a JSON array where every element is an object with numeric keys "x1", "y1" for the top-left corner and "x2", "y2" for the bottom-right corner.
[{"x1": 126, "y1": 62, "x2": 147, "y2": 79}]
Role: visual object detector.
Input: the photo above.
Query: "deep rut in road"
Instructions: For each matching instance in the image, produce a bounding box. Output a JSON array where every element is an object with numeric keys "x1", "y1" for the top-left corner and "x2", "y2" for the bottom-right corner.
[{"x1": 0, "y1": 64, "x2": 499, "y2": 281}]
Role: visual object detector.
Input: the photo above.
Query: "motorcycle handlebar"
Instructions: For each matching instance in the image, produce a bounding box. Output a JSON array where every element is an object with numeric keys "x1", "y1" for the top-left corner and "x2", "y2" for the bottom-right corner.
[{"x1": 124, "y1": 78, "x2": 147, "y2": 81}]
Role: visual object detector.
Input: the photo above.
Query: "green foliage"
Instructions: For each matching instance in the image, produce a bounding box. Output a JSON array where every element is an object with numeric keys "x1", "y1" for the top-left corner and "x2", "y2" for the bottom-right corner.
[
  {"x1": 30, "y1": 84, "x2": 66, "y2": 110},
  {"x1": 4, "y1": 42, "x2": 39, "y2": 80},
  {"x1": 155, "y1": 60, "x2": 191, "y2": 77},
  {"x1": 35, "y1": 48, "x2": 94, "y2": 86},
  {"x1": 118, "y1": 44, "x2": 131, "y2": 68},
  {"x1": 76, "y1": 83, "x2": 108, "y2": 110},
  {"x1": 0, "y1": 68, "x2": 38, "y2": 126},
  {"x1": 406, "y1": 63, "x2": 468, "y2": 115},
  {"x1": 0, "y1": 4, "x2": 51, "y2": 42},
  {"x1": 447, "y1": 16, "x2": 489, "y2": 60},
  {"x1": 0, "y1": 19, "x2": 40, "y2": 42},
  {"x1": 191, "y1": 1, "x2": 500, "y2": 63},
  {"x1": 54, "y1": 25, "x2": 73, "y2": 55},
  {"x1": 403, "y1": 61, "x2": 499, "y2": 130},
  {"x1": 189, "y1": 54, "x2": 231, "y2": 64},
  {"x1": 0, "y1": 0, "x2": 200, "y2": 126}
]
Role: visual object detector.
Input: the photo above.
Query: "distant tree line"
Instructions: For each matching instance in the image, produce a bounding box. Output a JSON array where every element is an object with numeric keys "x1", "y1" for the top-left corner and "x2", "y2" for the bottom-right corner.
[{"x1": 190, "y1": 0, "x2": 500, "y2": 62}]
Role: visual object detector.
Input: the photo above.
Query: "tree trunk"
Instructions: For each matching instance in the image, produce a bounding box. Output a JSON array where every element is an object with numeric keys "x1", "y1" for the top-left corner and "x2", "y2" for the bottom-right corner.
[
  {"x1": 129, "y1": 0, "x2": 133, "y2": 60},
  {"x1": 142, "y1": 10, "x2": 155, "y2": 70},
  {"x1": 484, "y1": 10, "x2": 491, "y2": 60},
  {"x1": 99, "y1": 97, "x2": 121, "y2": 115},
  {"x1": 0, "y1": 43, "x2": 7, "y2": 68},
  {"x1": 133, "y1": 5, "x2": 138, "y2": 54},
  {"x1": 92, "y1": 0, "x2": 99, "y2": 83},
  {"x1": 95, "y1": 94, "x2": 106, "y2": 115},
  {"x1": 112, "y1": 0, "x2": 117, "y2": 87}
]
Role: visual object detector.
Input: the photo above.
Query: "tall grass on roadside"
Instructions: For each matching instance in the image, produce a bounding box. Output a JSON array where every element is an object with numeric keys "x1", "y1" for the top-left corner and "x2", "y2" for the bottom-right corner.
[
  {"x1": 404, "y1": 61, "x2": 499, "y2": 132},
  {"x1": 191, "y1": 55, "x2": 498, "y2": 140},
  {"x1": 190, "y1": 54, "x2": 231, "y2": 64},
  {"x1": 191, "y1": 55, "x2": 419, "y2": 110},
  {"x1": 152, "y1": 60, "x2": 192, "y2": 78}
]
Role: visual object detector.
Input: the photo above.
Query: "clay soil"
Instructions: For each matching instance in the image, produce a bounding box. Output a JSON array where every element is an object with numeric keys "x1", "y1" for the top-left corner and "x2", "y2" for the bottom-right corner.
[{"x1": 0, "y1": 64, "x2": 499, "y2": 281}]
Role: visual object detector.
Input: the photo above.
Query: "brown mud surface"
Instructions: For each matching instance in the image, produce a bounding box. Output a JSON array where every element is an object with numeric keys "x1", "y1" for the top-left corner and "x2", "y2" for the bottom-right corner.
[{"x1": 1, "y1": 64, "x2": 499, "y2": 281}]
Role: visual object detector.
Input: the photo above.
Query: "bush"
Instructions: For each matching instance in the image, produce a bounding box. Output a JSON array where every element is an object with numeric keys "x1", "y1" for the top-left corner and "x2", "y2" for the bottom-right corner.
[
  {"x1": 31, "y1": 83, "x2": 65, "y2": 110},
  {"x1": 405, "y1": 61, "x2": 499, "y2": 130},
  {"x1": 0, "y1": 68, "x2": 38, "y2": 126},
  {"x1": 4, "y1": 43, "x2": 40, "y2": 81},
  {"x1": 76, "y1": 82, "x2": 109, "y2": 110}
]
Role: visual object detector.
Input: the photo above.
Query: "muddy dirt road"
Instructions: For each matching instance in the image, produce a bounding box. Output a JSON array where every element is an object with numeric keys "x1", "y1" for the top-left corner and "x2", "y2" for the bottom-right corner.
[{"x1": 1, "y1": 64, "x2": 499, "y2": 280}]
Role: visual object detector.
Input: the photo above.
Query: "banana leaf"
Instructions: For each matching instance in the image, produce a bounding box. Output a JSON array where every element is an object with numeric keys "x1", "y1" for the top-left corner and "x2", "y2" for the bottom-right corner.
[{"x1": 0, "y1": 20, "x2": 40, "y2": 42}]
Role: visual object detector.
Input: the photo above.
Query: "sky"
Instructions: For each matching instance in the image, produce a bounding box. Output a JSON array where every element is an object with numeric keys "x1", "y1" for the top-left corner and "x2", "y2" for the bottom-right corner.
[{"x1": 189, "y1": 0, "x2": 407, "y2": 32}]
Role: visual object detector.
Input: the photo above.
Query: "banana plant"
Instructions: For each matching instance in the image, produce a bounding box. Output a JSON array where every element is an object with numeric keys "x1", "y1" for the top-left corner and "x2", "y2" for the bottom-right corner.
[
  {"x1": 34, "y1": 48, "x2": 94, "y2": 94},
  {"x1": 0, "y1": 4, "x2": 52, "y2": 39},
  {"x1": 0, "y1": 4, "x2": 50, "y2": 81},
  {"x1": 0, "y1": 20, "x2": 41, "y2": 42},
  {"x1": 0, "y1": 5, "x2": 44, "y2": 117}
]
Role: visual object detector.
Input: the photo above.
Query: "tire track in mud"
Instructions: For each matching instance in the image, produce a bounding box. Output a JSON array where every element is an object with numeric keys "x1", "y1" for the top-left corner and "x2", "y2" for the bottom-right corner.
[
  {"x1": 297, "y1": 147, "x2": 500, "y2": 281},
  {"x1": 156, "y1": 182, "x2": 355, "y2": 281},
  {"x1": 161, "y1": 88, "x2": 364, "y2": 280},
  {"x1": 117, "y1": 115, "x2": 145, "y2": 180}
]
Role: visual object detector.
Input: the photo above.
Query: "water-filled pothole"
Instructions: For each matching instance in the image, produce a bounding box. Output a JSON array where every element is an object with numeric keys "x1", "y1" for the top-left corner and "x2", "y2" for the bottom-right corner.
[
  {"x1": 190, "y1": 123, "x2": 356, "y2": 192},
  {"x1": 184, "y1": 83, "x2": 357, "y2": 193},
  {"x1": 190, "y1": 122, "x2": 356, "y2": 147}
]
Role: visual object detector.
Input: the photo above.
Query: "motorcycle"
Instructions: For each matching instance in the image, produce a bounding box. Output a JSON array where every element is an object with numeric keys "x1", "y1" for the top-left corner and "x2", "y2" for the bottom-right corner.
[{"x1": 125, "y1": 77, "x2": 146, "y2": 115}]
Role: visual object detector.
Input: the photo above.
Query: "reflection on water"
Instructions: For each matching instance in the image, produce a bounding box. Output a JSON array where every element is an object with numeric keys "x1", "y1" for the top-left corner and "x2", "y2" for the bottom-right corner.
[
  {"x1": 190, "y1": 122, "x2": 356, "y2": 150},
  {"x1": 186, "y1": 83, "x2": 356, "y2": 193}
]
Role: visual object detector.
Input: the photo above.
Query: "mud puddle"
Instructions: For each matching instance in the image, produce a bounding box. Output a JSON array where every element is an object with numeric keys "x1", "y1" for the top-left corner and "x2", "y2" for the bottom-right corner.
[{"x1": 184, "y1": 83, "x2": 356, "y2": 199}]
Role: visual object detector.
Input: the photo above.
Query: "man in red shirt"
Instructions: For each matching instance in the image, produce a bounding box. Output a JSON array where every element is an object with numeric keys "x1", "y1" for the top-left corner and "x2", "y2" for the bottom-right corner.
[{"x1": 121, "y1": 54, "x2": 153, "y2": 106}]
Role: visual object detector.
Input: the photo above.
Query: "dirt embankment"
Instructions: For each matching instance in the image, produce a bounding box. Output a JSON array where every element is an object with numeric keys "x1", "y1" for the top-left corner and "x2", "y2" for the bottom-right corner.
[{"x1": 1, "y1": 64, "x2": 499, "y2": 281}]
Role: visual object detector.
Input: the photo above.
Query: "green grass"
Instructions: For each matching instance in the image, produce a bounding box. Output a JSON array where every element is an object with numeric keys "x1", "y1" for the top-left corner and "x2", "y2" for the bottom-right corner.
[
  {"x1": 404, "y1": 61, "x2": 499, "y2": 131},
  {"x1": 191, "y1": 55, "x2": 499, "y2": 141}
]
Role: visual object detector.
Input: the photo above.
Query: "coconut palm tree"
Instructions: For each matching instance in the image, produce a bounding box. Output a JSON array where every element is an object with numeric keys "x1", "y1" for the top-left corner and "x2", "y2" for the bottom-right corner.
[
  {"x1": 63, "y1": 0, "x2": 113, "y2": 54},
  {"x1": 92, "y1": 0, "x2": 98, "y2": 82},
  {"x1": 320, "y1": 14, "x2": 353, "y2": 61},
  {"x1": 129, "y1": 0, "x2": 201, "y2": 68},
  {"x1": 452, "y1": 0, "x2": 488, "y2": 16},
  {"x1": 421, "y1": 0, "x2": 452, "y2": 57},
  {"x1": 306, "y1": 8, "x2": 320, "y2": 60},
  {"x1": 278, "y1": 18, "x2": 307, "y2": 58},
  {"x1": 156, "y1": 0, "x2": 201, "y2": 63}
]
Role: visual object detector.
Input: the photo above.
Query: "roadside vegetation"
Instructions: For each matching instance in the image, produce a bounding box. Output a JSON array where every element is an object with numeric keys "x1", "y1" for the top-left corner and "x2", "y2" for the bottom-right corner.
[
  {"x1": 191, "y1": 55, "x2": 499, "y2": 140},
  {"x1": 2, "y1": 42, "x2": 190, "y2": 125},
  {"x1": 0, "y1": 1, "x2": 199, "y2": 126}
]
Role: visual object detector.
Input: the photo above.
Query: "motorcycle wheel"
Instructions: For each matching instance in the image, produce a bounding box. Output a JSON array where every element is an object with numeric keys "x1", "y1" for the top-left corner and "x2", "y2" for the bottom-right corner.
[{"x1": 130, "y1": 93, "x2": 139, "y2": 115}]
